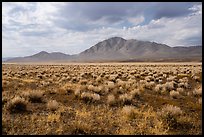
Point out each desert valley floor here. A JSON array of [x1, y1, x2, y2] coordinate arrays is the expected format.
[[2, 62, 202, 135]]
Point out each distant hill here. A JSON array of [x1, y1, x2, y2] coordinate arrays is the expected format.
[[6, 51, 73, 62], [2, 57, 17, 62], [6, 37, 202, 62]]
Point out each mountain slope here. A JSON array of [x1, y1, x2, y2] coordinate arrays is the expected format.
[[77, 37, 202, 61]]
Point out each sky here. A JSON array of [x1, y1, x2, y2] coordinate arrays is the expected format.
[[2, 2, 202, 57]]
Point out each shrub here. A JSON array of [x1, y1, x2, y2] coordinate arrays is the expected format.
[[118, 86, 125, 94], [96, 76, 102, 83], [119, 94, 132, 105], [2, 96, 7, 106], [130, 89, 141, 98], [81, 92, 100, 103], [122, 105, 135, 119], [183, 82, 189, 89], [167, 76, 176, 82], [66, 86, 74, 94], [21, 91, 30, 98], [47, 100, 59, 111], [28, 90, 44, 103], [178, 82, 185, 88], [155, 84, 163, 93], [139, 80, 146, 85], [117, 80, 126, 88], [74, 89, 81, 98], [158, 104, 183, 129], [87, 84, 95, 91], [93, 86, 103, 94], [79, 79, 88, 85], [164, 82, 174, 91], [144, 81, 155, 89], [81, 92, 93, 102], [158, 79, 163, 84], [7, 96, 28, 113], [107, 94, 116, 106], [193, 76, 200, 82], [107, 81, 115, 89], [109, 74, 117, 81], [159, 104, 182, 116], [193, 87, 202, 96], [176, 88, 184, 94], [92, 93, 100, 101], [170, 90, 180, 99], [198, 98, 202, 104]]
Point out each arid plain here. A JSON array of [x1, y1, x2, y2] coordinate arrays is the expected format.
[[2, 62, 202, 135]]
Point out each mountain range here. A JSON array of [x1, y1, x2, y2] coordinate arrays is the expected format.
[[5, 37, 202, 62]]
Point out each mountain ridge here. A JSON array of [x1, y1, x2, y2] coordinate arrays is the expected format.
[[6, 37, 202, 62]]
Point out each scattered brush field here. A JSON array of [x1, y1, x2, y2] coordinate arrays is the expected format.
[[2, 62, 202, 135]]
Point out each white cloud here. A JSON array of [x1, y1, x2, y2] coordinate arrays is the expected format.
[[127, 16, 145, 25], [189, 4, 202, 15], [2, 3, 202, 57]]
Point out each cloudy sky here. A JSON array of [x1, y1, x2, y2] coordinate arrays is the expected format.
[[2, 2, 202, 57]]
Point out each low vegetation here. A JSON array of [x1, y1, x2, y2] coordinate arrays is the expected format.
[[2, 62, 202, 135]]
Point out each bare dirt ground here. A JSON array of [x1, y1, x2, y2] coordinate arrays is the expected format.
[[2, 62, 202, 135]]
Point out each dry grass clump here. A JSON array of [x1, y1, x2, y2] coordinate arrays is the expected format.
[[119, 94, 132, 105], [7, 96, 28, 113], [2, 96, 8, 106], [107, 81, 115, 90], [107, 94, 116, 106], [130, 89, 141, 98], [176, 88, 184, 94], [144, 81, 155, 89], [158, 104, 183, 129], [96, 76, 102, 83], [79, 79, 88, 85], [47, 100, 59, 111], [167, 76, 176, 82], [117, 80, 126, 88], [193, 86, 202, 97], [81, 92, 100, 103], [74, 89, 81, 98], [178, 81, 189, 89], [93, 85, 103, 94], [198, 98, 202, 104], [109, 74, 117, 81], [155, 84, 163, 93], [170, 90, 180, 99], [71, 120, 92, 135], [122, 105, 136, 119], [192, 75, 200, 82], [28, 90, 44, 103], [87, 84, 95, 91], [159, 104, 183, 116], [164, 81, 175, 91]]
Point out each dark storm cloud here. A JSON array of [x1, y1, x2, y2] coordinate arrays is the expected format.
[[52, 2, 198, 31], [151, 2, 194, 19], [52, 2, 147, 30]]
